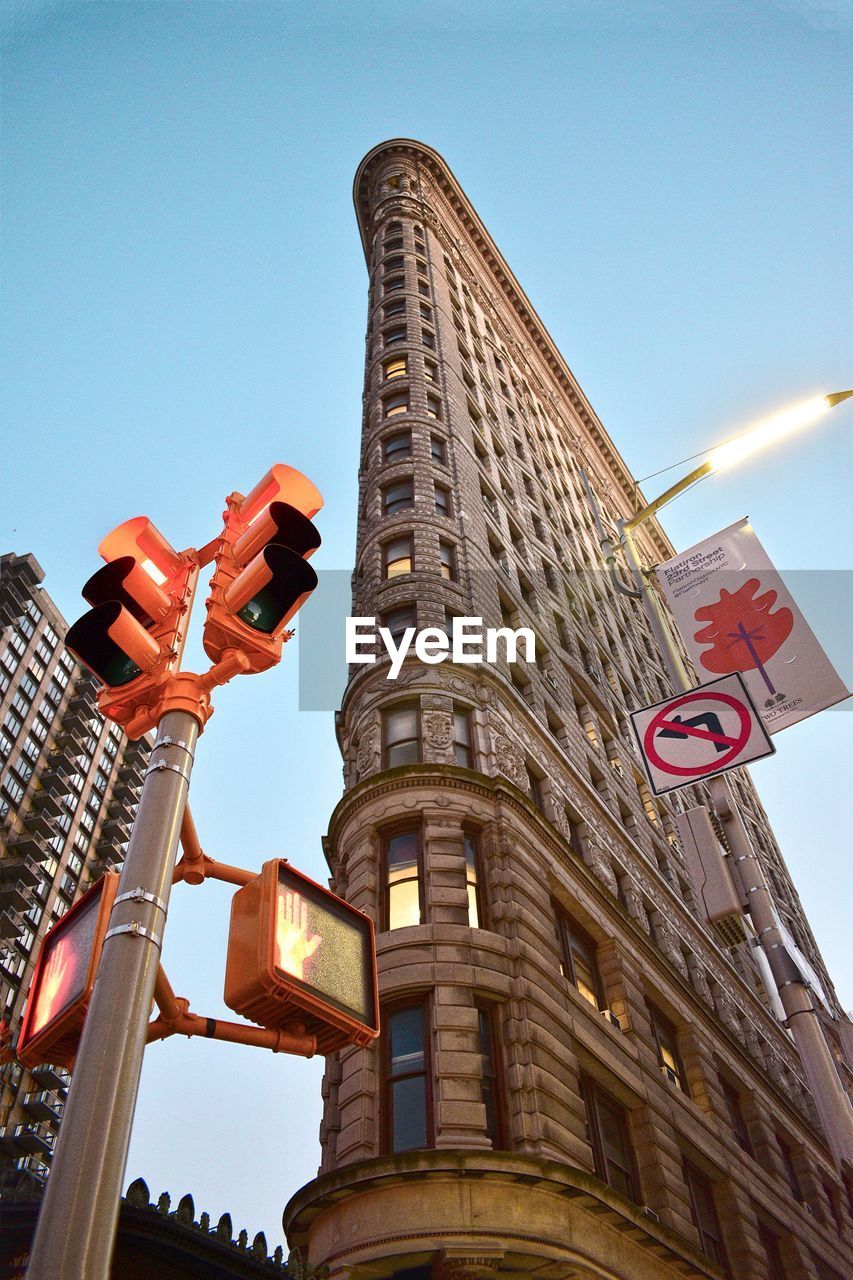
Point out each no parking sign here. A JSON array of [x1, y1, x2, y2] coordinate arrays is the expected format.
[[630, 672, 775, 797]]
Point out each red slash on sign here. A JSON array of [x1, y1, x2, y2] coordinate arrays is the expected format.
[[643, 690, 752, 778], [657, 714, 740, 751]]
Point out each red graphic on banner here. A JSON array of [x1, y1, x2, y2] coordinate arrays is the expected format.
[[693, 578, 793, 695], [643, 690, 752, 777]]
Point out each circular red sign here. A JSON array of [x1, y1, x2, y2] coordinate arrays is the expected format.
[[643, 690, 752, 778]]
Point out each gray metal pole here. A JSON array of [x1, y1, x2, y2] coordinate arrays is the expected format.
[[26, 708, 201, 1279], [618, 519, 853, 1167]]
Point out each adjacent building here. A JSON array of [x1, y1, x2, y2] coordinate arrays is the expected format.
[[0, 552, 150, 1190], [284, 141, 852, 1279]]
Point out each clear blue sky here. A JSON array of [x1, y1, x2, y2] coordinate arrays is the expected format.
[[3, 0, 850, 1251]]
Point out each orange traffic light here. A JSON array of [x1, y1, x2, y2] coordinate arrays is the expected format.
[[65, 518, 196, 727], [204, 465, 323, 673], [17, 873, 119, 1070], [224, 860, 379, 1053]]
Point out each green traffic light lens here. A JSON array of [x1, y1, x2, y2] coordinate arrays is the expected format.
[[101, 651, 144, 686], [237, 589, 279, 633]]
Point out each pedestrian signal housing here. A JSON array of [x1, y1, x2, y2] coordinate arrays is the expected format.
[[17, 874, 119, 1070], [224, 859, 378, 1054]]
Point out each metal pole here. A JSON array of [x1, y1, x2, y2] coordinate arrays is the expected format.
[[26, 708, 201, 1279], [618, 519, 853, 1167]]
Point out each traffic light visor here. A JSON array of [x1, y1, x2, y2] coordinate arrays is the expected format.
[[232, 501, 321, 567], [98, 516, 184, 586], [274, 863, 375, 1027], [82, 556, 172, 627], [66, 600, 161, 687], [224, 545, 318, 634], [238, 464, 323, 525]]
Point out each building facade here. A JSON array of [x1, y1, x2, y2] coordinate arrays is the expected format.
[[0, 552, 150, 1189], [282, 142, 853, 1278]]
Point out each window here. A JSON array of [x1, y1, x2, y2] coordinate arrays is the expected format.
[[434, 484, 451, 517], [384, 299, 406, 318], [563, 807, 584, 857], [582, 1077, 639, 1202], [720, 1079, 751, 1155], [648, 1004, 686, 1090], [430, 435, 446, 464], [384, 390, 409, 416], [421, 328, 435, 349], [385, 1004, 431, 1152], [384, 536, 413, 579], [526, 763, 545, 813], [438, 540, 455, 581], [383, 356, 407, 380], [757, 1223, 785, 1280], [384, 429, 412, 461], [385, 829, 423, 928], [464, 832, 483, 927], [477, 1005, 504, 1147], [426, 394, 442, 420], [776, 1135, 803, 1200], [557, 914, 602, 1009], [384, 479, 414, 515], [384, 275, 404, 294], [452, 706, 472, 767], [683, 1161, 727, 1268], [424, 358, 437, 383], [384, 325, 407, 345], [419, 303, 432, 321], [384, 255, 404, 273], [382, 604, 416, 641], [383, 701, 420, 767]]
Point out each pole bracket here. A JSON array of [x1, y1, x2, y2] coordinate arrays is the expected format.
[[113, 888, 168, 915], [151, 736, 196, 760], [104, 922, 163, 950], [145, 759, 192, 784]]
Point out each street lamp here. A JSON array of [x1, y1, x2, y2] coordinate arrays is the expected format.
[[584, 388, 853, 1170]]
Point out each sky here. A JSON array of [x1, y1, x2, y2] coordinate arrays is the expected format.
[[2, 0, 851, 1253]]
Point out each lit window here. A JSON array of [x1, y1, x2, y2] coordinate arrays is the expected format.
[[426, 394, 442, 420], [434, 485, 450, 517], [430, 435, 446, 464], [424, 359, 437, 382], [477, 1005, 504, 1147], [384, 391, 409, 416], [385, 829, 423, 928], [438, 540, 455, 580], [384, 357, 407, 380], [384, 536, 412, 579], [384, 701, 420, 767], [384, 480, 414, 515], [464, 832, 482, 927], [683, 1162, 726, 1268], [648, 1003, 685, 1090], [383, 429, 411, 461], [385, 1004, 431, 1152], [453, 707, 472, 768], [557, 913, 602, 1009], [582, 1076, 639, 1202]]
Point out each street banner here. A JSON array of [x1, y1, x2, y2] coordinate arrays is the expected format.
[[630, 672, 775, 797], [656, 518, 849, 733]]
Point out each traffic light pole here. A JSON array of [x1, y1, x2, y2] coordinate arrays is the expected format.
[[26, 708, 201, 1280], [616, 517, 853, 1168]]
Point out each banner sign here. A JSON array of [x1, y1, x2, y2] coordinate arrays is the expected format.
[[656, 518, 848, 733]]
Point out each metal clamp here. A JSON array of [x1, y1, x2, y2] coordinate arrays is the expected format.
[[104, 922, 163, 950], [145, 759, 191, 783], [112, 888, 168, 916], [151, 736, 195, 760]]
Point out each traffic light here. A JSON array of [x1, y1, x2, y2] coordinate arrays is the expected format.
[[17, 873, 119, 1070], [224, 859, 379, 1054], [204, 465, 323, 673], [65, 518, 195, 726]]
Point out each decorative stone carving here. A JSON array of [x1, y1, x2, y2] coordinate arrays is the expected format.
[[423, 694, 453, 713], [356, 726, 380, 779], [424, 711, 453, 750], [432, 1250, 502, 1280], [493, 732, 528, 790]]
